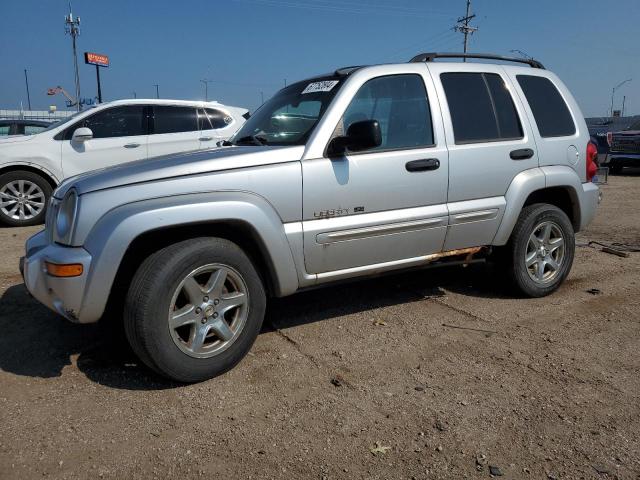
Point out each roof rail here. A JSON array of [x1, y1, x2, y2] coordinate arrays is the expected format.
[[334, 65, 365, 76], [409, 52, 545, 69]]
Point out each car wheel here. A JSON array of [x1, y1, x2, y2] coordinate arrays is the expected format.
[[124, 237, 266, 383], [0, 170, 51, 227], [504, 203, 575, 297]]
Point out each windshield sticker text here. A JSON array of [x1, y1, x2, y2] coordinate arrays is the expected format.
[[302, 80, 339, 94]]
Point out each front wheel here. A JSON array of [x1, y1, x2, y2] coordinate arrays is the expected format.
[[0, 170, 51, 226], [503, 204, 575, 297], [124, 237, 266, 382]]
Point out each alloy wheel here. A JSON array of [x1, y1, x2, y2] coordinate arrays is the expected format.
[[0, 180, 45, 221], [525, 220, 566, 284]]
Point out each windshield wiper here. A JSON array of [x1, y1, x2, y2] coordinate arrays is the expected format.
[[233, 134, 268, 146]]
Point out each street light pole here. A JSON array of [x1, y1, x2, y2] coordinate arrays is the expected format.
[[610, 79, 632, 117], [200, 79, 213, 101], [24, 69, 32, 110], [153, 84, 159, 99]]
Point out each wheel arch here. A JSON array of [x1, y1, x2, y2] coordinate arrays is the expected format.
[[0, 163, 60, 189]]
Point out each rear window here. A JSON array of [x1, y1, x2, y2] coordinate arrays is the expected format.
[[517, 75, 576, 137], [441, 72, 523, 144]]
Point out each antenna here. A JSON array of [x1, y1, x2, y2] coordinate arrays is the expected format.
[[453, 0, 478, 61], [64, 1, 81, 111]]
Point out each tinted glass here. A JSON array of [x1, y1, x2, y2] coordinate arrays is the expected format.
[[340, 74, 433, 151], [205, 108, 233, 129], [65, 106, 146, 139], [441, 72, 523, 144], [153, 106, 198, 134], [24, 125, 46, 135], [232, 76, 343, 146], [0, 126, 10, 136], [517, 75, 576, 137], [198, 109, 212, 130]]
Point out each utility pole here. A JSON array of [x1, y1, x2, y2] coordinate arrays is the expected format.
[[200, 79, 214, 101], [610, 79, 632, 117], [24, 69, 32, 110], [153, 84, 160, 99], [133, 91, 137, 99], [454, 0, 477, 60], [622, 95, 626, 117], [64, 2, 81, 111]]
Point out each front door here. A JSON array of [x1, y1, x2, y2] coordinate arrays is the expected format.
[[61, 105, 149, 178], [302, 73, 449, 274]]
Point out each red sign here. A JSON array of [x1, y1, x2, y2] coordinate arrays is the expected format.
[[84, 52, 109, 67]]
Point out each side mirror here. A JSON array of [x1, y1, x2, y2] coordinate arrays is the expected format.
[[328, 119, 382, 156], [72, 127, 93, 142]]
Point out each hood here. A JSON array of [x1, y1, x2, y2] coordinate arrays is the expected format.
[[56, 145, 305, 197], [0, 135, 36, 145]]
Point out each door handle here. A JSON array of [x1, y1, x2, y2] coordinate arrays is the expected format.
[[199, 136, 213, 141], [124, 143, 140, 149], [405, 158, 440, 172], [510, 148, 534, 160]]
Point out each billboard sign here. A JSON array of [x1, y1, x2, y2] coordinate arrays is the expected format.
[[84, 52, 109, 67]]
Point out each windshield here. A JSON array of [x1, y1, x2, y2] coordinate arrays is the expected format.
[[40, 108, 93, 133], [231, 77, 343, 146]]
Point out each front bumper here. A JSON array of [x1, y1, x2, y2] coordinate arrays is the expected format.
[[21, 230, 93, 323], [604, 152, 640, 167]]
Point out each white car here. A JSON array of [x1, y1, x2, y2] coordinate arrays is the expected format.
[[0, 99, 248, 226]]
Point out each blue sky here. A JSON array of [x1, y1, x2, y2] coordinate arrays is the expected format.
[[0, 0, 638, 116]]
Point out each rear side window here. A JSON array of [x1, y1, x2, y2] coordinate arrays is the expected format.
[[25, 125, 46, 135], [205, 108, 233, 129], [517, 75, 576, 137], [153, 106, 198, 134], [441, 72, 523, 144]]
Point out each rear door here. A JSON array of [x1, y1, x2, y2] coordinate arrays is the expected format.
[[147, 105, 201, 158], [60, 105, 149, 177], [429, 64, 539, 250], [302, 71, 449, 274]]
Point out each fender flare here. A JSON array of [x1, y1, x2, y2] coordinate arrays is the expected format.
[[78, 191, 299, 322], [492, 166, 583, 245]]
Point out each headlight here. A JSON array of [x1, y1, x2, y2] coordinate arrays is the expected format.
[[54, 189, 78, 244]]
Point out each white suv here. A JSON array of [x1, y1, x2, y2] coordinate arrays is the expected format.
[[0, 99, 248, 226]]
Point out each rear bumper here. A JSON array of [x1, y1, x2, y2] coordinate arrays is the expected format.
[[21, 230, 93, 323]]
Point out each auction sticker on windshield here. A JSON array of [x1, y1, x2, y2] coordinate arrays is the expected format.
[[302, 80, 339, 94]]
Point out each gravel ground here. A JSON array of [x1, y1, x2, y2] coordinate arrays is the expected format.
[[1, 172, 639, 480]]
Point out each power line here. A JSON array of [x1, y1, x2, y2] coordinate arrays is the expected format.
[[453, 0, 478, 58]]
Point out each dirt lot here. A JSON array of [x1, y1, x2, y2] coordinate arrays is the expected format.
[[1, 172, 639, 480]]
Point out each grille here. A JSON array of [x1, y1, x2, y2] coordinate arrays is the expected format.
[[611, 136, 640, 154]]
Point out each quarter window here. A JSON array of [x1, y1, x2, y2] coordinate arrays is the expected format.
[[517, 75, 576, 137], [441, 72, 523, 144], [339, 74, 434, 151], [153, 106, 198, 134], [205, 108, 233, 129]]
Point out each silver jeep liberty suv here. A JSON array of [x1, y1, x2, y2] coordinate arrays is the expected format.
[[21, 53, 601, 382]]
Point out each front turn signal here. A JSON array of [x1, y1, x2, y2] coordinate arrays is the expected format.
[[45, 262, 83, 277]]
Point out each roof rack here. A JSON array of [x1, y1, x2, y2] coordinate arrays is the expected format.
[[409, 52, 545, 69], [334, 65, 365, 76]]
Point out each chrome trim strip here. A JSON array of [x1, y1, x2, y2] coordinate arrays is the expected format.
[[316, 217, 446, 244], [450, 208, 498, 224]]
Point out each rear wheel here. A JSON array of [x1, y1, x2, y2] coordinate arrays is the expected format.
[[124, 237, 266, 383], [503, 204, 575, 297], [0, 170, 51, 226]]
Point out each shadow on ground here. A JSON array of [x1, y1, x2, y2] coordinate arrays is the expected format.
[[0, 262, 507, 390]]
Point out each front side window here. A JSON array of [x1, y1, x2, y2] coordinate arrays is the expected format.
[[441, 72, 523, 144], [231, 76, 343, 146], [338, 74, 433, 151], [153, 106, 198, 134], [63, 106, 146, 139], [24, 125, 46, 135], [517, 75, 576, 137]]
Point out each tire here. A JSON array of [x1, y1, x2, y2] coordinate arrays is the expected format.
[[124, 237, 266, 383], [0, 170, 52, 227], [503, 203, 575, 298]]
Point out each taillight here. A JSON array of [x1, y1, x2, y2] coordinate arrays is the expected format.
[[606, 131, 613, 146], [586, 141, 598, 182]]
